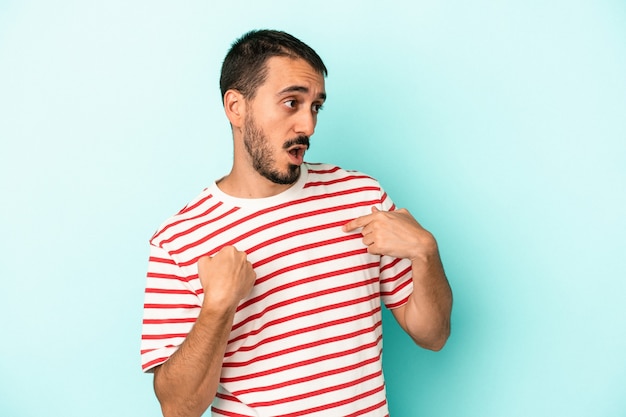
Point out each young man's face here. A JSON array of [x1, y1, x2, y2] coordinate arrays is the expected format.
[[242, 56, 326, 185]]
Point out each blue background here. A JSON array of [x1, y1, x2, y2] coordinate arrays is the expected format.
[[1, 1, 625, 416]]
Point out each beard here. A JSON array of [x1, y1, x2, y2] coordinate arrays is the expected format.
[[243, 112, 309, 185]]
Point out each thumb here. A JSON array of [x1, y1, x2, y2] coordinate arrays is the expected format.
[[371, 206, 380, 213]]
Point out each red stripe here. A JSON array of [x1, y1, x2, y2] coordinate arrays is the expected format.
[[252, 234, 361, 269], [144, 288, 196, 295], [215, 392, 239, 402], [381, 276, 412, 297], [143, 303, 200, 309], [158, 206, 240, 247], [222, 321, 382, 368], [344, 399, 388, 417], [160, 200, 224, 239], [178, 193, 215, 215], [141, 344, 176, 355], [380, 191, 396, 211], [385, 294, 411, 309], [148, 256, 176, 264], [248, 257, 375, 307], [380, 265, 412, 284], [249, 370, 383, 408], [273, 382, 386, 417], [146, 272, 188, 282], [141, 333, 187, 340], [246, 220, 347, 255], [227, 292, 380, 346], [232, 266, 379, 331], [232, 349, 382, 396], [306, 165, 341, 175], [303, 174, 373, 188], [380, 257, 402, 273], [141, 344, 177, 355], [143, 317, 196, 325], [220, 334, 383, 383], [142, 356, 169, 371], [225, 306, 381, 358], [152, 197, 225, 242], [254, 248, 369, 286], [211, 408, 252, 417]]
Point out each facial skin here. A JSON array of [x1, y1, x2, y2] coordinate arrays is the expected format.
[[243, 109, 310, 185], [222, 56, 326, 197]]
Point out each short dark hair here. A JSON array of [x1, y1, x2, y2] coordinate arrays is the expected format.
[[219, 29, 328, 103]]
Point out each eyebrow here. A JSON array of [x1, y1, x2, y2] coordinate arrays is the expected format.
[[278, 85, 327, 101]]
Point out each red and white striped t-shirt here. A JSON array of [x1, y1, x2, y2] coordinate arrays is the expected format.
[[141, 163, 413, 416]]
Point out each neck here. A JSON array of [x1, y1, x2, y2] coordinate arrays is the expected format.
[[217, 165, 301, 199]]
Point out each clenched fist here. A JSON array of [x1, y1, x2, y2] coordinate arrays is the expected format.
[[197, 246, 256, 309]]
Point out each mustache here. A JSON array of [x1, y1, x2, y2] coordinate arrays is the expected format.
[[283, 136, 310, 149]]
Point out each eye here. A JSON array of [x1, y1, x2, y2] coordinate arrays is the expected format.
[[284, 99, 297, 109], [312, 103, 324, 113]]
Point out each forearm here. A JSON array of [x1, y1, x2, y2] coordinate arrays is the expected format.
[[153, 306, 236, 417], [343, 207, 452, 349], [400, 249, 452, 350]]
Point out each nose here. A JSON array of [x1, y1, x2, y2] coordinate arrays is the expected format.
[[294, 109, 316, 137]]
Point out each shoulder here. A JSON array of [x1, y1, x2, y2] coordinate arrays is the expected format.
[[305, 162, 380, 186], [149, 187, 218, 248], [304, 162, 396, 209]]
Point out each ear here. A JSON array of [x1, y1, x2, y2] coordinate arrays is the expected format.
[[223, 89, 246, 128]]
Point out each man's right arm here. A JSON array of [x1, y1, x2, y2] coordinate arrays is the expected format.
[[153, 246, 256, 417]]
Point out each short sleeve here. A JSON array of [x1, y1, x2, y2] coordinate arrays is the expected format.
[[378, 187, 414, 309], [379, 256, 413, 309], [140, 244, 202, 372]]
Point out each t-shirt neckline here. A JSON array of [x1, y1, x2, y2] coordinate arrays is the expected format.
[[208, 163, 309, 209]]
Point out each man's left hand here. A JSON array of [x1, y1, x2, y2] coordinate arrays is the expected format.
[[342, 207, 438, 262]]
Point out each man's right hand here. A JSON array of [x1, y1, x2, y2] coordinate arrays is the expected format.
[[154, 246, 256, 417], [197, 246, 256, 309]]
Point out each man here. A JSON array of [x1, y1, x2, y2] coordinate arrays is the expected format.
[[141, 29, 452, 417]]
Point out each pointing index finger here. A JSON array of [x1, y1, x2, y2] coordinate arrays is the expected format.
[[342, 206, 379, 233]]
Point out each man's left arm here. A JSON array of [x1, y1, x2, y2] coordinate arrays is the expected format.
[[343, 207, 452, 350]]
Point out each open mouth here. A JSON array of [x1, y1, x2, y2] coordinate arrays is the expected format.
[[287, 145, 307, 164]]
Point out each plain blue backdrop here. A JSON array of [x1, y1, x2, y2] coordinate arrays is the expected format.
[[1, 1, 625, 416]]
